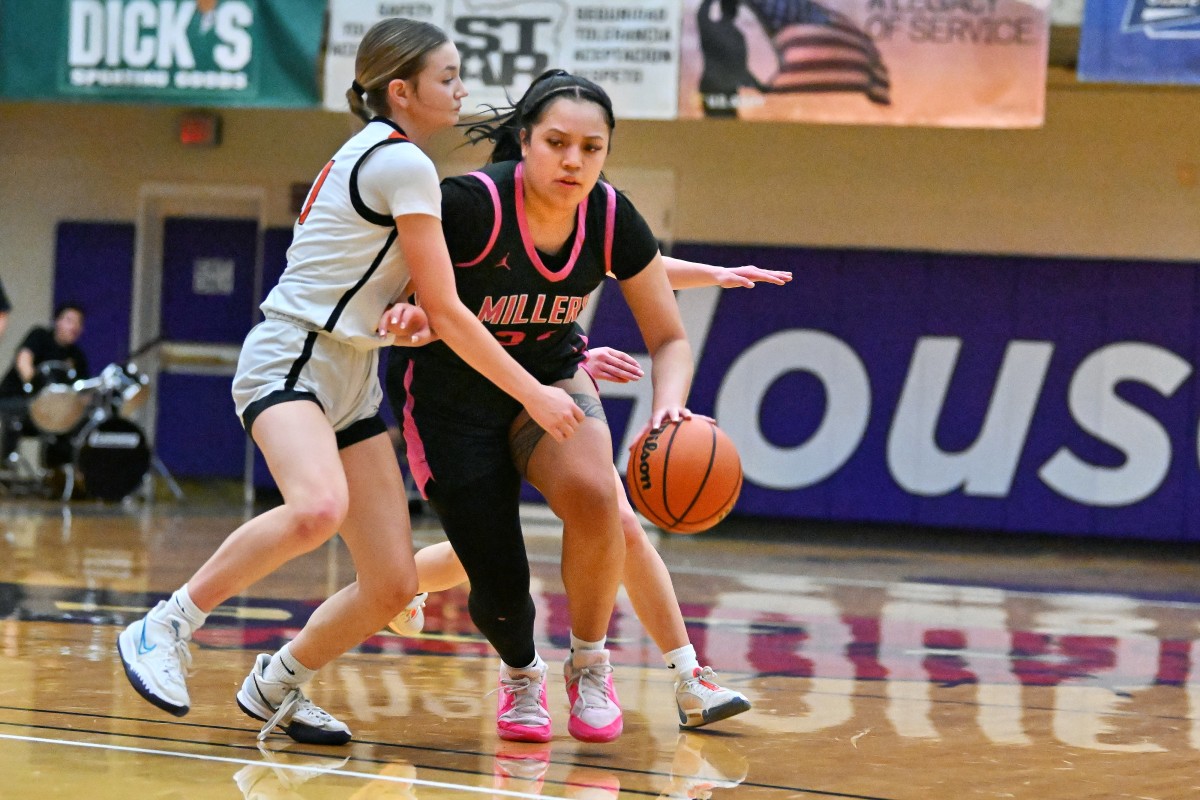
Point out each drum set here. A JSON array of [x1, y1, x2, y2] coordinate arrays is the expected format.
[[24, 360, 155, 501]]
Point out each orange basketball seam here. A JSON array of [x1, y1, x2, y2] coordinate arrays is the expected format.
[[688, 469, 743, 530]]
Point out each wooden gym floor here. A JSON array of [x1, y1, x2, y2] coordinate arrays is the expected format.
[[0, 487, 1198, 799]]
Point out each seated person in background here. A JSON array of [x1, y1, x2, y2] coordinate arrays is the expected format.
[[0, 303, 88, 467]]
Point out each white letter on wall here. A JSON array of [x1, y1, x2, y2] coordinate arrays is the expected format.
[[715, 330, 870, 490], [888, 337, 1053, 497], [1039, 342, 1190, 507]]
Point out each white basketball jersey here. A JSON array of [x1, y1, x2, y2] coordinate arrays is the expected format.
[[260, 118, 441, 350]]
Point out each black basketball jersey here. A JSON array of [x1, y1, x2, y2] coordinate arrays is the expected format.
[[423, 159, 659, 384]]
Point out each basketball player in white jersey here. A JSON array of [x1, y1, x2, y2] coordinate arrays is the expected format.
[[116, 18, 582, 746]]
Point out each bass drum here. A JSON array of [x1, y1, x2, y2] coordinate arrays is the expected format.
[[29, 383, 89, 434], [28, 359, 88, 434], [75, 417, 151, 501]]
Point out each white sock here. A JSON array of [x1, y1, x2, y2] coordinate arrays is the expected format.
[[570, 633, 606, 665], [501, 654, 544, 676], [663, 644, 700, 679], [155, 584, 207, 638], [264, 643, 316, 686]]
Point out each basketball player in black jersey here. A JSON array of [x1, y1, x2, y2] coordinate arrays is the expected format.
[[384, 70, 700, 744], [393, 253, 790, 731]]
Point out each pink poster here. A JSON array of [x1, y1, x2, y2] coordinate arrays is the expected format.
[[679, 0, 1050, 127]]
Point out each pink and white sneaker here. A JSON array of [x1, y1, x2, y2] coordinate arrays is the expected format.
[[496, 658, 553, 743], [494, 741, 553, 794], [563, 650, 623, 743]]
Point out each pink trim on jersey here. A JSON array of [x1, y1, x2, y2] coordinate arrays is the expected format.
[[400, 361, 432, 498], [455, 171, 503, 267], [603, 182, 616, 276], [514, 161, 587, 283]]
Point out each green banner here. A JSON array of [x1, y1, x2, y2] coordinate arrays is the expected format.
[[0, 0, 325, 107]]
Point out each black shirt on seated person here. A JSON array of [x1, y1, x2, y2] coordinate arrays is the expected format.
[[0, 326, 89, 397]]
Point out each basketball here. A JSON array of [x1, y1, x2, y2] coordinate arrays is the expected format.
[[626, 417, 743, 534]]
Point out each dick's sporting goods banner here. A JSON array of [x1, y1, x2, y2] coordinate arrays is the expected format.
[[678, 0, 1050, 127], [0, 0, 324, 106], [324, 0, 680, 119], [585, 245, 1200, 541], [1078, 0, 1200, 83]]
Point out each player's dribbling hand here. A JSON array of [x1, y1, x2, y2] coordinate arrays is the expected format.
[[527, 385, 584, 442], [629, 406, 714, 444], [584, 347, 643, 383], [378, 303, 434, 346], [716, 265, 793, 288]]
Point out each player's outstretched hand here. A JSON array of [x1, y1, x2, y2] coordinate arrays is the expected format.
[[378, 302, 434, 346], [716, 266, 793, 288], [585, 347, 644, 383], [526, 385, 584, 442]]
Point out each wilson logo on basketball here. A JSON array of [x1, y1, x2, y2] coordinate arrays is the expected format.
[[637, 429, 662, 491]]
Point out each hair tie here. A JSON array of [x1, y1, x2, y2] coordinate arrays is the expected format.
[[351, 80, 365, 96]]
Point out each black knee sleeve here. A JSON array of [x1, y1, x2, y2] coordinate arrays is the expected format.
[[468, 591, 536, 668], [426, 466, 537, 668]]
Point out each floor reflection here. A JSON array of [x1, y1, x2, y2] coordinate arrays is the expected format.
[[0, 501, 1198, 798]]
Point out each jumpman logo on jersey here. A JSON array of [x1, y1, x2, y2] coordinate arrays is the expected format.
[[494, 254, 511, 270]]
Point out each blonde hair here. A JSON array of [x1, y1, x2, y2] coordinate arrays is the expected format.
[[346, 18, 449, 123]]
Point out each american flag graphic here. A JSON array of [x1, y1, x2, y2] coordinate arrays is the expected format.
[[744, 0, 891, 104]]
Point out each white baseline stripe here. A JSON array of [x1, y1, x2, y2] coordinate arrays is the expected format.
[[0, 733, 553, 800]]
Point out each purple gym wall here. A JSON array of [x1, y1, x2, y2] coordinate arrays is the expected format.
[[56, 223, 1200, 539], [588, 244, 1200, 541]]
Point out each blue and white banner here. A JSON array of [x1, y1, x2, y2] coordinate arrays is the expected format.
[[587, 244, 1200, 541], [1079, 0, 1200, 83]]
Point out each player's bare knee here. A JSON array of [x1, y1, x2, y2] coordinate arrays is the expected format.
[[622, 520, 653, 554], [619, 503, 644, 541], [354, 564, 418, 614], [288, 492, 347, 549], [378, 575, 421, 615], [556, 473, 619, 521]]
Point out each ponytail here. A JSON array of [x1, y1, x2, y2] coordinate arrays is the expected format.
[[349, 18, 448, 123]]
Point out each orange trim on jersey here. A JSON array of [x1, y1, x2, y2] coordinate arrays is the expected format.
[[298, 159, 335, 224]]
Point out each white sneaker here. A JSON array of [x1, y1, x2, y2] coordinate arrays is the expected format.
[[385, 592, 428, 636], [659, 733, 748, 799], [675, 667, 751, 728], [563, 650, 623, 743], [232, 743, 349, 800], [116, 600, 193, 716], [236, 654, 352, 745]]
